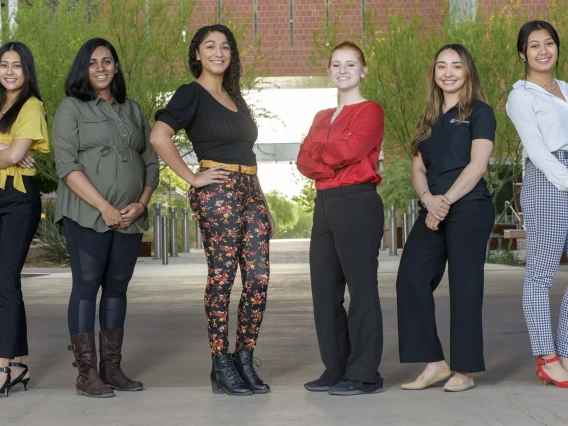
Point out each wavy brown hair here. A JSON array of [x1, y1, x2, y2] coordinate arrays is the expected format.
[[188, 25, 252, 120], [410, 44, 487, 156]]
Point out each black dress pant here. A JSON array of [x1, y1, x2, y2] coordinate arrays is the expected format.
[[63, 218, 142, 336], [397, 199, 494, 373], [0, 176, 41, 358], [309, 183, 384, 391]]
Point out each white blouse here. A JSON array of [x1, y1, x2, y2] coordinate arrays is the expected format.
[[506, 79, 568, 191]]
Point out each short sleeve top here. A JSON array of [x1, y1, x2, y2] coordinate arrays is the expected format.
[[53, 96, 159, 234], [0, 97, 50, 193], [419, 100, 496, 203], [154, 82, 258, 166]]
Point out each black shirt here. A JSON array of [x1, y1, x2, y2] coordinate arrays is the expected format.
[[155, 82, 258, 166], [420, 100, 496, 203]]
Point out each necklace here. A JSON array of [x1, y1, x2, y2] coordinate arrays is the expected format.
[[0, 101, 14, 119], [527, 76, 557, 88]]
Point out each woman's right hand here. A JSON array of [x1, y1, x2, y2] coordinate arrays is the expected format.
[[190, 166, 230, 188], [100, 204, 125, 229], [422, 193, 450, 221]]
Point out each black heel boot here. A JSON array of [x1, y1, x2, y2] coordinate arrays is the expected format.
[[210, 354, 253, 396], [235, 350, 270, 394]]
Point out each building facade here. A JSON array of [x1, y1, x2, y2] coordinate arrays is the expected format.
[[190, 0, 550, 76]]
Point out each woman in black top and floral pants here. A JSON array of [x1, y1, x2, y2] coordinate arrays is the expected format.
[[151, 25, 274, 396]]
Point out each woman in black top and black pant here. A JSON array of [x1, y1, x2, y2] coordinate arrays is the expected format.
[[396, 44, 495, 392], [150, 25, 274, 396]]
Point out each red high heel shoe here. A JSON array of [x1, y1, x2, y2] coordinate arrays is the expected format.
[[536, 355, 568, 388]]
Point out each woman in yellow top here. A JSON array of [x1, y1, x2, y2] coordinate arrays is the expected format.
[[0, 42, 49, 397]]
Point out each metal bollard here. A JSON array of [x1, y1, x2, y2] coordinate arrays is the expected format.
[[402, 213, 409, 246], [409, 199, 419, 226], [388, 205, 398, 256], [169, 206, 179, 257], [161, 216, 168, 265], [182, 208, 190, 253], [152, 202, 162, 259], [381, 208, 387, 250], [195, 217, 203, 249]]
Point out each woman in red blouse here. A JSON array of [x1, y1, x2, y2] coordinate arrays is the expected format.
[[297, 41, 385, 396]]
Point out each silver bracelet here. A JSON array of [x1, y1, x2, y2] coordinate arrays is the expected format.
[[420, 191, 430, 209]]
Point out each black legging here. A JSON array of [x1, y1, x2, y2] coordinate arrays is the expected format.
[[63, 218, 142, 336]]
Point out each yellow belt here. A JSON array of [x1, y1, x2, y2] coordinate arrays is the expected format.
[[200, 160, 257, 176]]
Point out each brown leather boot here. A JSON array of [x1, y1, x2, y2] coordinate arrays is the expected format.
[[68, 331, 114, 398], [99, 328, 144, 391]]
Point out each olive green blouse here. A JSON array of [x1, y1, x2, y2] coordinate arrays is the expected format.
[[53, 97, 159, 234]]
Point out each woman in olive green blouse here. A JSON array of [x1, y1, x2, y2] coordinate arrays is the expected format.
[[53, 38, 159, 398]]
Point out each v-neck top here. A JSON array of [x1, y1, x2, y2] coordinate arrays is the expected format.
[[506, 79, 568, 191], [297, 100, 384, 189], [419, 100, 496, 203], [155, 82, 258, 166]]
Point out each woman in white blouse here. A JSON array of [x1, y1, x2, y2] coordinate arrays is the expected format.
[[507, 20, 568, 388]]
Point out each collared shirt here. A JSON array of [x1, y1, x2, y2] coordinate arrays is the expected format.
[[506, 79, 568, 191], [53, 96, 159, 233], [419, 100, 496, 203], [296, 101, 384, 190], [0, 97, 49, 193]]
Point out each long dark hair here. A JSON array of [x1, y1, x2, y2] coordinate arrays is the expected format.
[[188, 25, 252, 119], [65, 38, 126, 103], [517, 20, 560, 79], [0, 42, 43, 134], [410, 44, 487, 155]]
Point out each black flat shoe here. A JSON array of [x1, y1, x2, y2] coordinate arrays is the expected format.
[[304, 378, 330, 392], [9, 362, 30, 391], [328, 380, 383, 396]]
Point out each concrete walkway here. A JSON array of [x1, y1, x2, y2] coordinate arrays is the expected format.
[[4, 240, 568, 426]]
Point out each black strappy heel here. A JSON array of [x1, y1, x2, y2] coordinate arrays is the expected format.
[[8, 362, 30, 391], [0, 367, 11, 397]]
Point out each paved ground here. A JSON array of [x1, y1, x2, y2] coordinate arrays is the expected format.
[[3, 240, 568, 426]]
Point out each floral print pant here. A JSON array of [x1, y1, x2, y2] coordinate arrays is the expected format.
[[190, 171, 270, 355]]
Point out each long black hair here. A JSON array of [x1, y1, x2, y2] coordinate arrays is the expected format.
[[517, 20, 560, 79], [0, 42, 43, 134], [65, 38, 126, 103], [188, 25, 252, 119]]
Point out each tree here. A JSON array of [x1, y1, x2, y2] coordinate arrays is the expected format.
[[265, 190, 299, 234], [377, 157, 415, 210]]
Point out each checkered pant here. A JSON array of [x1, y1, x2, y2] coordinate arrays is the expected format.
[[521, 150, 568, 357]]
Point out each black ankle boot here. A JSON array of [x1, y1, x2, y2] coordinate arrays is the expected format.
[[210, 354, 253, 396], [235, 350, 271, 394]]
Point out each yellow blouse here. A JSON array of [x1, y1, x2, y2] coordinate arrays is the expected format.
[[0, 97, 50, 193]]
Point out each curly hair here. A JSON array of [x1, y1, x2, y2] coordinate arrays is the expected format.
[[188, 25, 252, 119]]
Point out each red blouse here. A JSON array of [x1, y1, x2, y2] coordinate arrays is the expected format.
[[297, 101, 384, 190]]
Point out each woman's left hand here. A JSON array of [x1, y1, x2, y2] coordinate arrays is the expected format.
[[0, 143, 34, 168], [267, 210, 276, 239], [425, 212, 441, 231], [120, 203, 145, 228]]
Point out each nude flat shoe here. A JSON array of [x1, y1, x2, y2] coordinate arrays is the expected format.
[[443, 375, 475, 392], [401, 362, 452, 390]]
